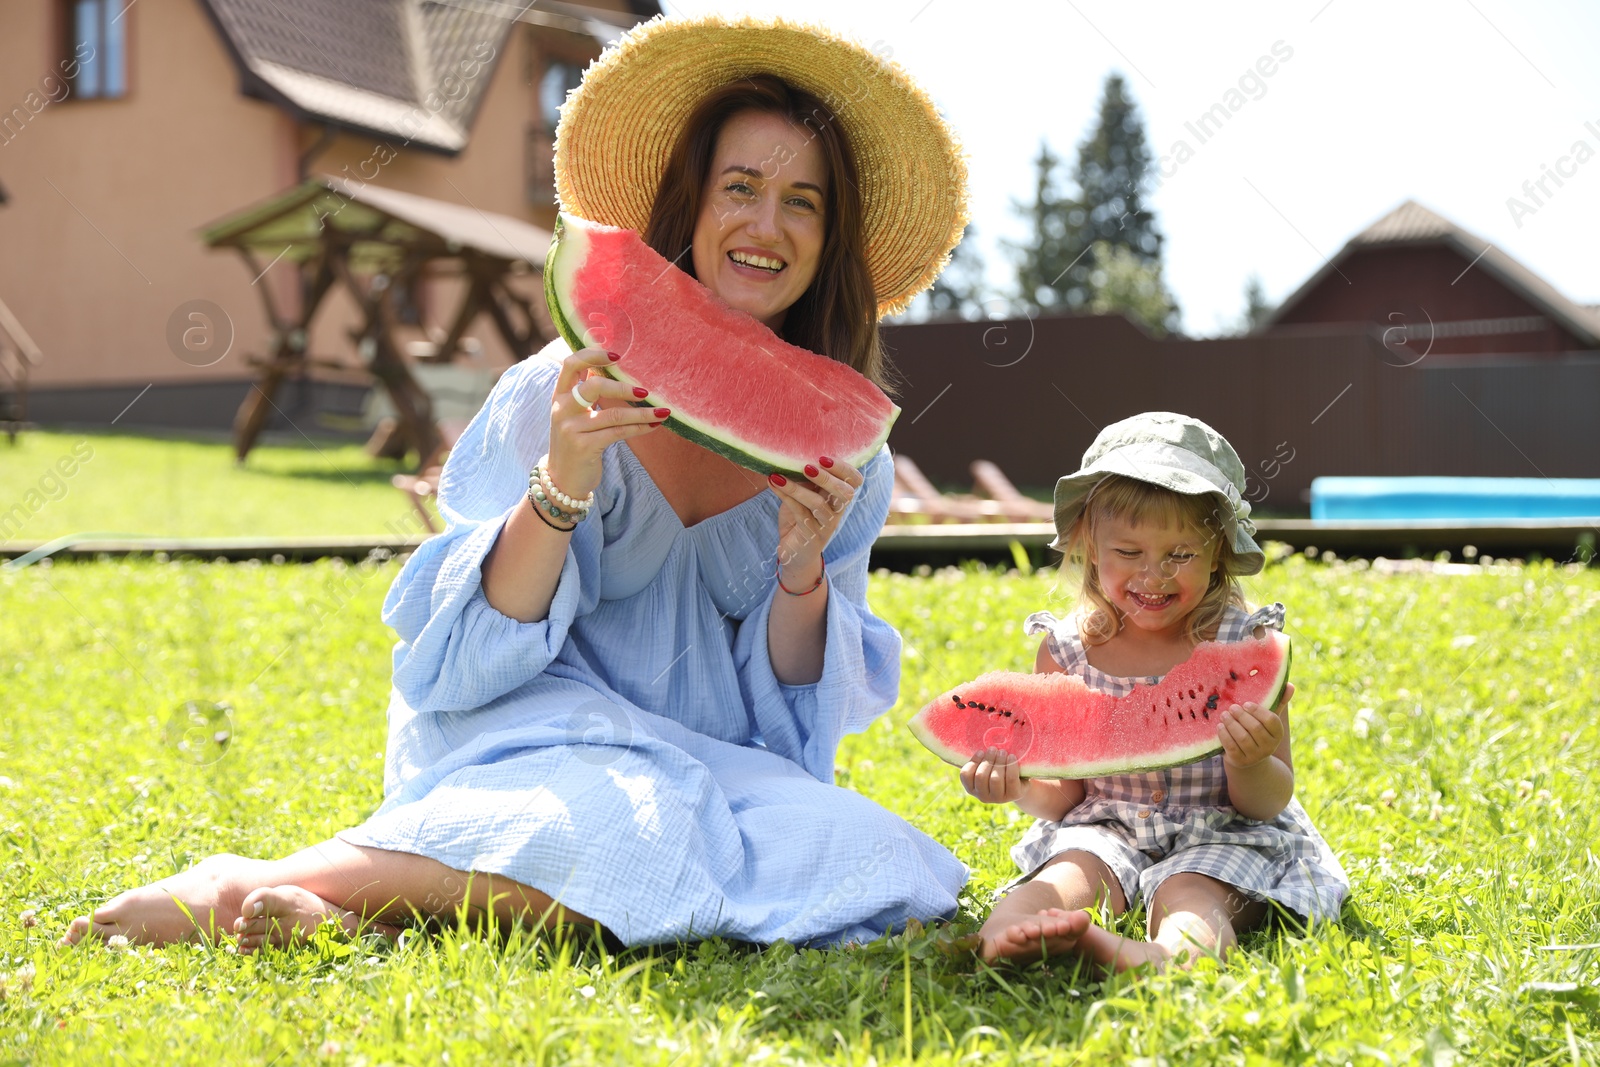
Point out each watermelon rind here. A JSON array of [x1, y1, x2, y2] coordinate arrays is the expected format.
[[909, 631, 1293, 780], [543, 215, 898, 477]]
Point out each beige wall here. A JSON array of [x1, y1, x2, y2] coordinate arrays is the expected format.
[[0, 2, 564, 393]]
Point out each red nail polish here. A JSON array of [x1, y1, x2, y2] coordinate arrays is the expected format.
[[649, 421, 662, 427], [769, 473, 787, 487], [608, 351, 622, 361], [804, 464, 819, 478], [819, 456, 834, 468], [633, 386, 649, 398], [654, 407, 671, 418]]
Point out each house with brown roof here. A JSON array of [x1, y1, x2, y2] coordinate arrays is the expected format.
[[883, 198, 1600, 506], [1262, 199, 1600, 361], [0, 0, 658, 431]]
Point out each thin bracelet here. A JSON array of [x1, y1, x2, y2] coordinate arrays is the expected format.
[[527, 480, 577, 530], [776, 557, 826, 596], [528, 466, 588, 524], [532, 465, 591, 522], [529, 492, 577, 532]]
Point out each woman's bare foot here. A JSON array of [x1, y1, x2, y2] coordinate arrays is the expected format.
[[232, 885, 403, 954], [59, 853, 268, 947], [979, 907, 1093, 964]]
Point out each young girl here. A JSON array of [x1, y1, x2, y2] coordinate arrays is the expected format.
[[961, 412, 1348, 970]]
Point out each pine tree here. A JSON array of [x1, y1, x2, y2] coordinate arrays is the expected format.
[[924, 224, 989, 320], [1072, 73, 1163, 262], [1009, 74, 1179, 328], [1006, 141, 1087, 314], [1236, 273, 1274, 334]]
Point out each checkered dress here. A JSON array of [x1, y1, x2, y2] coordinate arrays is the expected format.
[[1006, 602, 1349, 922]]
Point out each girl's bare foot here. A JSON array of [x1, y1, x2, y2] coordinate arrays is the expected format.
[[979, 907, 1093, 963], [1071, 923, 1176, 974], [232, 885, 403, 954], [59, 853, 267, 947]]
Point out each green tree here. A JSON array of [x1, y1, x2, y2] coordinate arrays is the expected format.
[[1086, 241, 1178, 337], [1010, 73, 1179, 329], [1073, 73, 1164, 262], [924, 224, 989, 320], [1006, 141, 1084, 314], [1235, 273, 1275, 334]]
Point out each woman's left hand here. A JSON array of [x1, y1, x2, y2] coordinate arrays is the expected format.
[[768, 456, 861, 587]]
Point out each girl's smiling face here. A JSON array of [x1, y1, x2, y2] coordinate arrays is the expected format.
[[691, 109, 827, 332], [1089, 512, 1220, 638]]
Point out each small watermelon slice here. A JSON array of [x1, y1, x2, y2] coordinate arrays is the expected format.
[[908, 631, 1292, 779], [543, 214, 900, 476]]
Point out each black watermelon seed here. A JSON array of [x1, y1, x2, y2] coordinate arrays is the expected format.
[[1229, 670, 1239, 680], [952, 696, 965, 707], [1202, 709, 1209, 719]]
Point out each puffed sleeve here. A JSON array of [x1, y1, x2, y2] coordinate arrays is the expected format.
[[729, 447, 901, 783], [1238, 602, 1287, 638], [382, 343, 602, 713], [1022, 610, 1080, 671]]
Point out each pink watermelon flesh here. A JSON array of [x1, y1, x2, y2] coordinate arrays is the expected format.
[[544, 214, 900, 476], [908, 631, 1292, 778]]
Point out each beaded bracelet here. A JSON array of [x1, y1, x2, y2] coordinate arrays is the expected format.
[[537, 454, 595, 514], [527, 471, 580, 529], [528, 490, 577, 532], [776, 557, 826, 596]]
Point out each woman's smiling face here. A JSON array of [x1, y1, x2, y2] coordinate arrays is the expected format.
[[1090, 511, 1220, 638], [691, 109, 827, 331]]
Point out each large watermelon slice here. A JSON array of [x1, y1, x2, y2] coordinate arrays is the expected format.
[[908, 632, 1292, 779], [543, 214, 900, 476]]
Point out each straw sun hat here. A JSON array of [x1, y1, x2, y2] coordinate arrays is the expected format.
[[553, 14, 969, 319]]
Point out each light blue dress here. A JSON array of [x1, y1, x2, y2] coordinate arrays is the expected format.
[[337, 341, 967, 946]]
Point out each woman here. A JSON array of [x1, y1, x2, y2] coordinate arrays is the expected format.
[[63, 15, 970, 950]]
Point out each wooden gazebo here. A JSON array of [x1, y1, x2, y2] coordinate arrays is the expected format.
[[0, 296, 43, 444], [201, 178, 554, 464]]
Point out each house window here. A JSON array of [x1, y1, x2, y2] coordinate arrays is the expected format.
[[528, 60, 582, 205], [539, 61, 583, 136], [63, 0, 128, 100]]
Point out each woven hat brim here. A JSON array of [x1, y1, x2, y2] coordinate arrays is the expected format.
[[1048, 453, 1265, 575], [554, 15, 969, 320]]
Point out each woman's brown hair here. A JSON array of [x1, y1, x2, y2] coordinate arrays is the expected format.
[[643, 75, 890, 391]]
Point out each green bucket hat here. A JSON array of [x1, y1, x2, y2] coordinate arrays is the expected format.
[[1049, 411, 1265, 575]]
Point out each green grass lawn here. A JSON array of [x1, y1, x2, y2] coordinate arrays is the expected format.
[[2, 553, 1596, 1064], [0, 430, 433, 544]]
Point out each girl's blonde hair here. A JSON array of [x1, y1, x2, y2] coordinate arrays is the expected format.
[[1061, 474, 1248, 646]]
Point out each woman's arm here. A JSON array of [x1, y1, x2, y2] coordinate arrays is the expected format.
[[481, 346, 664, 623], [731, 450, 899, 781], [764, 457, 865, 684]]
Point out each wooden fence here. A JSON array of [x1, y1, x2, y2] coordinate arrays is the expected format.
[[880, 315, 1600, 514]]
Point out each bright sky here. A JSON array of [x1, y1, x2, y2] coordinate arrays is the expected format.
[[662, 0, 1600, 336]]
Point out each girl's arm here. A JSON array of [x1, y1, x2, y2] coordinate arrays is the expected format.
[[1220, 680, 1296, 821], [958, 639, 1089, 822]]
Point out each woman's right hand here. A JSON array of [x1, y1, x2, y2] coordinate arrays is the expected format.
[[546, 347, 670, 498], [960, 747, 1026, 805]]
